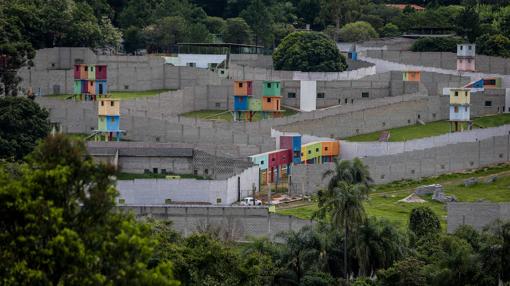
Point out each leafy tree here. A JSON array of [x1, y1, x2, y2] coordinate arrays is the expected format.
[[476, 33, 510, 57], [0, 135, 179, 284], [456, 3, 481, 42], [240, 0, 274, 47], [272, 23, 296, 47], [411, 37, 464, 52], [423, 235, 484, 285], [144, 16, 188, 53], [123, 26, 146, 53], [409, 207, 441, 239], [297, 0, 322, 28], [380, 23, 401, 37], [0, 97, 49, 160], [479, 220, 510, 283], [205, 16, 226, 35], [359, 15, 384, 31], [377, 257, 427, 286], [222, 18, 252, 44], [273, 31, 347, 72], [338, 21, 378, 42], [98, 16, 123, 49]]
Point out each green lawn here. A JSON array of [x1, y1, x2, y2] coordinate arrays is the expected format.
[[180, 109, 298, 122], [46, 89, 172, 100], [277, 164, 510, 229], [344, 114, 510, 142]]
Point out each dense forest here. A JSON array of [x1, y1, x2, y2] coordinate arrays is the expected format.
[[2, 0, 510, 53]]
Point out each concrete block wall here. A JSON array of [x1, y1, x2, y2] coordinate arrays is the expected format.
[[289, 134, 510, 193], [366, 50, 510, 75], [117, 205, 314, 241], [447, 203, 510, 233]]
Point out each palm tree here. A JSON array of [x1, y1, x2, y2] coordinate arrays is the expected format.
[[356, 217, 408, 276], [322, 158, 373, 198], [315, 158, 373, 279], [315, 181, 367, 279]]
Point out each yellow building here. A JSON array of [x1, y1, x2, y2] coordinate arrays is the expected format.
[[449, 88, 470, 105]]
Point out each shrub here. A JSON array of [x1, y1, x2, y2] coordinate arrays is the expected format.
[[410, 37, 464, 52], [380, 23, 401, 37], [338, 21, 379, 42], [476, 34, 510, 58]]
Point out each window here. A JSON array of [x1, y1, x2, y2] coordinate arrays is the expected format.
[[272, 157, 275, 161], [485, 101, 492, 107], [261, 160, 264, 165], [153, 168, 158, 174], [111, 117, 115, 122], [165, 199, 172, 204], [315, 148, 319, 152], [345, 98, 348, 104], [111, 101, 114, 106], [124, 85, 129, 90], [308, 150, 311, 154], [193, 169, 198, 175], [288, 92, 296, 98], [90, 82, 93, 86], [98, 66, 102, 71], [454, 106, 459, 113], [144, 169, 150, 174], [468, 45, 472, 50], [325, 147, 329, 151], [118, 199, 125, 204], [465, 106, 468, 112], [362, 92, 369, 98], [215, 102, 221, 107], [85, 66, 88, 71], [101, 101, 104, 106], [239, 82, 243, 88], [267, 97, 271, 103], [455, 91, 458, 96], [317, 92, 325, 98], [460, 46, 463, 50], [267, 83, 271, 88], [432, 113, 436, 118], [216, 198, 222, 204], [351, 99, 354, 104], [204, 169, 209, 175]]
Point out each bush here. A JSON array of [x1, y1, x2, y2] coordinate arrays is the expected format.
[[409, 207, 441, 238], [380, 23, 401, 37], [410, 37, 464, 52], [476, 34, 510, 58], [338, 21, 378, 42], [273, 31, 347, 72]]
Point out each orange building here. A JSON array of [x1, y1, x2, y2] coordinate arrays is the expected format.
[[262, 96, 281, 111]]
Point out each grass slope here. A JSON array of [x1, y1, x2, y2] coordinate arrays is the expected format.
[[181, 109, 298, 122], [277, 164, 510, 229], [345, 114, 510, 142]]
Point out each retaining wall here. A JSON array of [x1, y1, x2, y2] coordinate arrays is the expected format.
[[290, 134, 510, 193], [447, 202, 510, 233], [117, 205, 314, 241]]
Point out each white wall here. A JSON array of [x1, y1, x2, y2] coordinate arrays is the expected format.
[[164, 54, 227, 68], [116, 165, 260, 206], [300, 80, 317, 111]]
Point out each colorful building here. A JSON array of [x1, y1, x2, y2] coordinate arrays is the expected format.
[[457, 44, 475, 72], [348, 51, 358, 61], [403, 71, 421, 82], [249, 149, 292, 184], [96, 99, 122, 141], [231, 80, 284, 121], [301, 141, 340, 164], [279, 135, 302, 164], [449, 88, 471, 132], [73, 64, 108, 101]]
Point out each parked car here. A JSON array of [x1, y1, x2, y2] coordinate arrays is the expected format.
[[240, 197, 262, 206]]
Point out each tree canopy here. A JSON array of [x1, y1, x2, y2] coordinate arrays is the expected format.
[[273, 31, 347, 72], [0, 97, 50, 160]]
